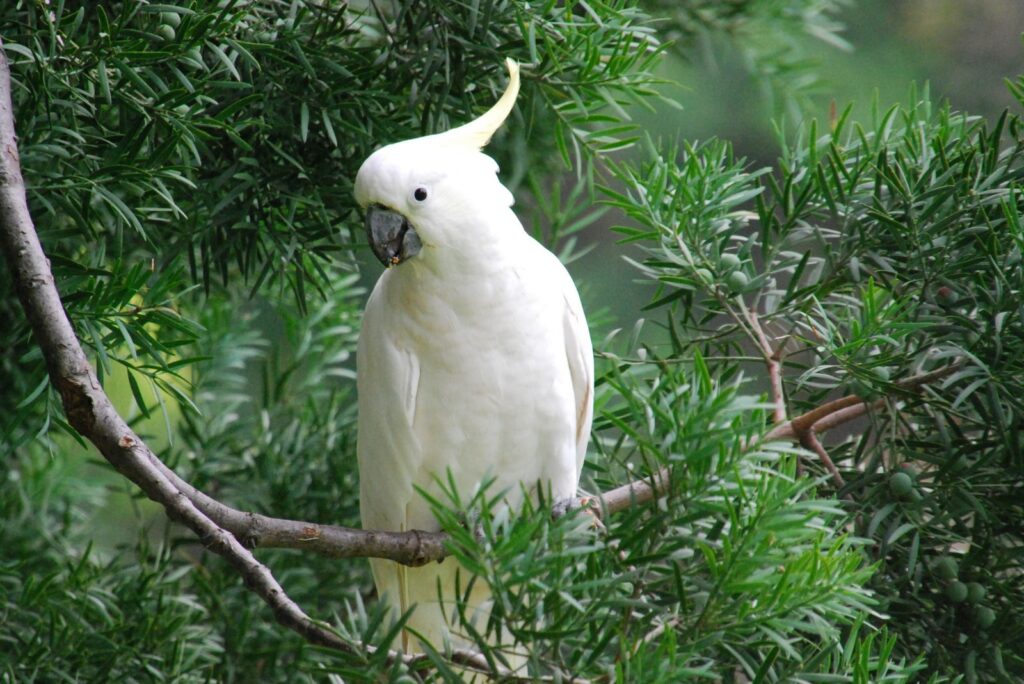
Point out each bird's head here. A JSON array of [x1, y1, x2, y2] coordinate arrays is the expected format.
[[354, 59, 520, 268]]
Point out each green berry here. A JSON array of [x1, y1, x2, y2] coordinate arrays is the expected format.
[[888, 471, 914, 498], [160, 11, 181, 28], [156, 24, 176, 41], [719, 253, 742, 271], [694, 268, 713, 283], [933, 556, 959, 581], [974, 605, 996, 629], [183, 45, 204, 70], [726, 271, 749, 293], [871, 366, 891, 382], [945, 581, 968, 603], [966, 582, 985, 604], [936, 286, 959, 306]]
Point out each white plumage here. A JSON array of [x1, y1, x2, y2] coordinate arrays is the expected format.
[[353, 60, 593, 655]]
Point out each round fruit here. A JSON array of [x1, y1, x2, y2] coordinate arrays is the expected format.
[[888, 471, 914, 498], [974, 605, 996, 629], [966, 582, 985, 604], [726, 271, 749, 293], [936, 286, 959, 306], [694, 268, 713, 283], [871, 366, 891, 382], [933, 556, 958, 581], [156, 24, 176, 41], [945, 581, 968, 603], [184, 46, 204, 68], [160, 11, 182, 28], [719, 253, 742, 271]]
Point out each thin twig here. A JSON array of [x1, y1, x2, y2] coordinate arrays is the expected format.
[[764, 362, 966, 442], [740, 303, 787, 424], [633, 616, 680, 654], [800, 430, 844, 489], [555, 360, 968, 515]]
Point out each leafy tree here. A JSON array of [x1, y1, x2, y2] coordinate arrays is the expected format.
[[1, 1, 1021, 682]]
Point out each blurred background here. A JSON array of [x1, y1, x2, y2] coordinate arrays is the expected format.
[[588, 0, 1024, 325]]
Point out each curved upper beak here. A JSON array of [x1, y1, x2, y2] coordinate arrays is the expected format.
[[365, 204, 422, 267]]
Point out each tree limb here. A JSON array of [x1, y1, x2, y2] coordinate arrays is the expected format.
[[764, 362, 966, 442], [0, 37, 371, 657], [150, 455, 448, 565]]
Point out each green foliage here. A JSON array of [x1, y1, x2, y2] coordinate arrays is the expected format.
[[0, 450, 223, 682], [645, 0, 851, 116], [409, 356, 916, 681], [605, 85, 1024, 678], [2, 0, 1022, 682]]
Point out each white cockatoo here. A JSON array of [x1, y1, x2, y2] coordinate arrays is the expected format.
[[353, 59, 593, 655]]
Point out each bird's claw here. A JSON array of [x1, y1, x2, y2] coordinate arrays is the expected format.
[[553, 496, 606, 533]]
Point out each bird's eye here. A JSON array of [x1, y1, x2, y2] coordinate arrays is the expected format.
[[413, 187, 428, 202]]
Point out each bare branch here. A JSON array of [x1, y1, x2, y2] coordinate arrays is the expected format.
[[741, 304, 787, 424], [0, 40, 377, 660], [594, 467, 671, 515], [150, 456, 448, 565], [764, 361, 966, 442], [800, 430, 844, 489]]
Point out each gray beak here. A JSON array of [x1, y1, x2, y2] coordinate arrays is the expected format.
[[365, 204, 422, 267]]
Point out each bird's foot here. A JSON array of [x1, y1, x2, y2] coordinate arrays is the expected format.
[[553, 495, 606, 532]]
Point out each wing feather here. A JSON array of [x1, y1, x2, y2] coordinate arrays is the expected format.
[[357, 275, 422, 644], [562, 278, 594, 480]]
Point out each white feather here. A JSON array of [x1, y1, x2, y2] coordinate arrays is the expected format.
[[354, 60, 593, 656]]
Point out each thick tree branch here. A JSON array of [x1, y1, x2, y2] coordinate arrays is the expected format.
[[150, 456, 449, 565], [764, 362, 966, 442], [0, 39, 373, 659]]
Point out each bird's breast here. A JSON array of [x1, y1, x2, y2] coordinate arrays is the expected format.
[[378, 257, 578, 528]]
